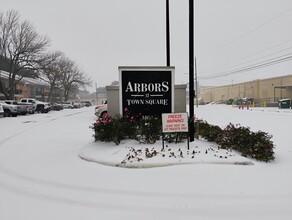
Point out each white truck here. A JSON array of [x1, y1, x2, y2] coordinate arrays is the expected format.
[[0, 102, 4, 117], [4, 100, 29, 115], [95, 104, 107, 118], [0, 101, 18, 117], [19, 98, 51, 113]]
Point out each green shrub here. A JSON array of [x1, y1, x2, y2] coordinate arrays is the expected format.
[[196, 121, 275, 162], [197, 120, 223, 142], [249, 131, 275, 162], [136, 116, 162, 144], [164, 133, 188, 143], [92, 109, 162, 145], [93, 112, 137, 145], [93, 113, 275, 162], [93, 114, 114, 143], [218, 123, 251, 151], [92, 110, 188, 145]]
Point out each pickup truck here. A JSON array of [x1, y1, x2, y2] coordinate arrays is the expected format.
[[4, 100, 29, 115], [19, 98, 51, 113], [0, 101, 18, 117], [0, 103, 4, 117]]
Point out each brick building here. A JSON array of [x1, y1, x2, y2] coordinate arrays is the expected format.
[[0, 70, 63, 101]]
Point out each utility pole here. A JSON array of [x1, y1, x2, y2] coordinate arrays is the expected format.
[[166, 0, 170, 66], [189, 0, 194, 142], [195, 57, 198, 107], [95, 82, 98, 104]]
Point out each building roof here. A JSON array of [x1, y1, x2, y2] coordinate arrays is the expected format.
[[0, 70, 49, 86]]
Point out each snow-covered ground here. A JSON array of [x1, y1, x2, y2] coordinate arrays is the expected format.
[[0, 105, 291, 220]]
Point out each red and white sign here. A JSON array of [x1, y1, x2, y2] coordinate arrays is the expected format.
[[162, 113, 188, 133]]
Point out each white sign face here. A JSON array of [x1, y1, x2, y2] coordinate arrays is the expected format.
[[162, 113, 188, 133]]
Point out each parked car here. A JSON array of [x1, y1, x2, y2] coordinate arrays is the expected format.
[[95, 104, 107, 118], [81, 101, 92, 107], [61, 101, 74, 109], [0, 101, 18, 117], [0, 103, 4, 117], [50, 102, 64, 111], [17, 100, 35, 114], [4, 100, 28, 115], [19, 98, 51, 113], [73, 102, 82, 109]]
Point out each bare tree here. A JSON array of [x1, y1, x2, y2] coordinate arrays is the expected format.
[[38, 51, 63, 102], [0, 10, 50, 99], [0, 10, 18, 56], [58, 57, 91, 101]]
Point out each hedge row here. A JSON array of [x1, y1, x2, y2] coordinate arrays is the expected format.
[[92, 108, 165, 145], [91, 110, 275, 162], [197, 121, 275, 162]]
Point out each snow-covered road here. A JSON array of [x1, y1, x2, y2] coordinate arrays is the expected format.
[[0, 106, 291, 220]]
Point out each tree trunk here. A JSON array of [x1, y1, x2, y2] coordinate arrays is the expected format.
[[0, 81, 9, 99], [48, 84, 55, 103], [8, 79, 15, 100], [64, 90, 69, 101]]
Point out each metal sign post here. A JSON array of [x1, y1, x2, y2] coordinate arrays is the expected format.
[[189, 0, 195, 142]]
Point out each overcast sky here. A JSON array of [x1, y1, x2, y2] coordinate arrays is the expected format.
[[1, 0, 292, 92]]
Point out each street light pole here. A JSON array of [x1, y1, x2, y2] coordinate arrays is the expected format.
[[166, 0, 170, 66], [189, 0, 195, 142], [95, 82, 98, 104]]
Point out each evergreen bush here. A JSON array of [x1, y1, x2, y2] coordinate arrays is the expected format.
[[92, 109, 162, 145], [197, 120, 223, 142], [164, 133, 189, 143], [196, 121, 275, 162], [92, 113, 275, 162]]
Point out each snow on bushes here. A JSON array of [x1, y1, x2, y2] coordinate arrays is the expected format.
[[197, 121, 275, 162], [92, 110, 275, 162]]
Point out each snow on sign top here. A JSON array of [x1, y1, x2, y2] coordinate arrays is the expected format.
[[162, 113, 188, 133]]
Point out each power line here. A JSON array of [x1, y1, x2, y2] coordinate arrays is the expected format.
[[200, 44, 292, 75], [198, 6, 292, 56], [199, 39, 292, 74], [200, 53, 292, 79]]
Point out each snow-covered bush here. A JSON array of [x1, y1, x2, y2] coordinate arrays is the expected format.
[[136, 116, 162, 144], [93, 111, 137, 145], [219, 123, 275, 162], [92, 109, 161, 145], [93, 114, 114, 143], [197, 121, 275, 162], [163, 133, 188, 143], [197, 120, 223, 142]]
